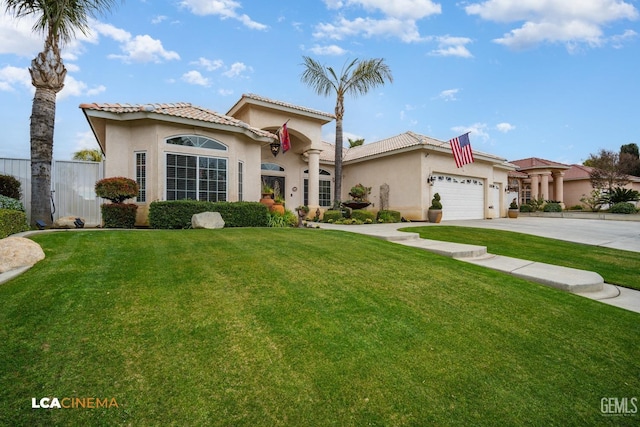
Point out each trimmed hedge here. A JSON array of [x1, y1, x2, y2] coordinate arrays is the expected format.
[[0, 195, 25, 212], [609, 202, 637, 214], [543, 202, 562, 212], [0, 209, 29, 238], [102, 203, 138, 228], [351, 209, 376, 222], [377, 210, 401, 223], [322, 209, 344, 223], [149, 201, 268, 229]]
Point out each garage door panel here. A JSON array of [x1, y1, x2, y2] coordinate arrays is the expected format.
[[432, 174, 484, 221]]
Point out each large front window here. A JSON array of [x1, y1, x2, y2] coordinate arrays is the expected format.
[[166, 153, 227, 201], [304, 169, 332, 207]]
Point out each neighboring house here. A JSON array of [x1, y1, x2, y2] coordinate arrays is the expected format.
[[509, 157, 640, 208], [80, 94, 517, 225]]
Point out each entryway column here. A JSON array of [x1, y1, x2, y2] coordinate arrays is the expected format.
[[540, 172, 551, 201], [553, 171, 565, 206], [530, 174, 540, 200], [306, 149, 321, 208]]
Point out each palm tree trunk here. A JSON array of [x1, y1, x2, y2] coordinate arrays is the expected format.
[[333, 95, 345, 208], [29, 39, 66, 226], [30, 86, 57, 226]]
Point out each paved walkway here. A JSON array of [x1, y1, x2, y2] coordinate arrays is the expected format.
[[319, 217, 640, 314]]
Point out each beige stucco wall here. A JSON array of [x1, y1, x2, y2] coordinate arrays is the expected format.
[[102, 120, 263, 225], [342, 149, 512, 220]]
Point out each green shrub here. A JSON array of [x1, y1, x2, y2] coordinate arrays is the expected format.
[[95, 177, 139, 203], [0, 174, 21, 199], [149, 201, 268, 229], [567, 205, 584, 211], [519, 204, 532, 212], [102, 203, 138, 228], [543, 202, 562, 212], [377, 210, 401, 223], [606, 187, 640, 204], [322, 209, 344, 223], [609, 202, 637, 214], [0, 209, 30, 238], [351, 209, 376, 223], [429, 193, 442, 210], [0, 195, 25, 212]]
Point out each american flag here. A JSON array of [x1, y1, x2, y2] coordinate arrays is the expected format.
[[449, 133, 474, 168]]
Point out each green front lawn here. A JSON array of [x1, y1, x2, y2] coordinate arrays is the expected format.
[[400, 226, 640, 290], [1, 229, 638, 426]]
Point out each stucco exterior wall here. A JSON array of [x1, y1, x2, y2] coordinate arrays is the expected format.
[[102, 120, 263, 225]]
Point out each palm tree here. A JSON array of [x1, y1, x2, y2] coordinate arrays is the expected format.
[[4, 0, 119, 226], [72, 148, 103, 162], [301, 56, 393, 208]]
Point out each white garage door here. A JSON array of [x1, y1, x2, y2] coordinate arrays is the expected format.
[[432, 174, 484, 221]]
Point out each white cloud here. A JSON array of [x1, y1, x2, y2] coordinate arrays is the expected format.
[[152, 15, 168, 24], [58, 75, 106, 100], [191, 57, 224, 71], [223, 62, 251, 78], [428, 35, 474, 58], [465, 0, 639, 50], [0, 13, 42, 57], [74, 130, 102, 152], [218, 88, 234, 96], [496, 122, 516, 133], [437, 88, 459, 101], [315, 0, 442, 42], [107, 34, 180, 63], [181, 70, 210, 87], [308, 44, 348, 55], [0, 65, 32, 92], [452, 123, 490, 142], [180, 0, 268, 30]]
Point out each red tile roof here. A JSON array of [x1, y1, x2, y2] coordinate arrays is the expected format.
[[510, 157, 571, 169], [79, 102, 277, 140], [227, 93, 335, 121]]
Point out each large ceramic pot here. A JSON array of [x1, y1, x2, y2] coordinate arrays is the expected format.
[[427, 209, 442, 223], [271, 203, 285, 215], [260, 193, 274, 210], [508, 209, 519, 219]]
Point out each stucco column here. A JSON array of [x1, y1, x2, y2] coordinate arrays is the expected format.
[[540, 172, 551, 201], [553, 171, 565, 206], [306, 149, 321, 208], [530, 174, 540, 200]]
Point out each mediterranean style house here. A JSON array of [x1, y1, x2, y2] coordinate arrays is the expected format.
[[81, 94, 518, 225]]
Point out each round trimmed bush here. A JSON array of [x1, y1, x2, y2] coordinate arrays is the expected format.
[[543, 202, 562, 212], [609, 202, 637, 214], [322, 210, 344, 223], [351, 209, 376, 223], [95, 177, 139, 203]]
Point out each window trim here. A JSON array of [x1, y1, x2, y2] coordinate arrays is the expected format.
[[165, 152, 228, 202], [135, 151, 147, 203]]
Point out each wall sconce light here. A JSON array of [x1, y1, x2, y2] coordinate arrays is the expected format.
[[427, 175, 436, 186], [269, 141, 281, 157]]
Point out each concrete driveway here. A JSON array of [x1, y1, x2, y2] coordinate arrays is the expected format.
[[418, 217, 640, 253]]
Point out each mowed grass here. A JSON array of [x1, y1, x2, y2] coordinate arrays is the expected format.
[[0, 229, 638, 426], [400, 226, 640, 290]]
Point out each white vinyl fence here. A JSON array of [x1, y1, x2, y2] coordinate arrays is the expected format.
[[0, 158, 104, 226]]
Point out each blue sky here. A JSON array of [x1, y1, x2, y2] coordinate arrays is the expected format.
[[0, 0, 638, 164]]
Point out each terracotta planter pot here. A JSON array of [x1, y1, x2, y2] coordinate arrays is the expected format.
[[428, 209, 442, 223], [260, 194, 274, 210], [508, 209, 519, 219], [271, 203, 285, 215]]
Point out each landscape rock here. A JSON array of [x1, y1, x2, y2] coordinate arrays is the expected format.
[[0, 237, 45, 273], [53, 216, 85, 229], [192, 212, 225, 229]]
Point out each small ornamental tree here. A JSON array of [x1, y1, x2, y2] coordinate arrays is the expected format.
[[95, 177, 139, 203], [95, 177, 139, 228], [0, 174, 21, 200]]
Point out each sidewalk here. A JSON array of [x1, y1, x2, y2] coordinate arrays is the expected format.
[[319, 220, 640, 314]]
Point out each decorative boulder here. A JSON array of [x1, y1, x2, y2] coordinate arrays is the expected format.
[[0, 237, 45, 273], [191, 212, 225, 229], [53, 216, 85, 229]]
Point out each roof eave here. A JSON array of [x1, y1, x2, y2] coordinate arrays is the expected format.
[[228, 95, 334, 124]]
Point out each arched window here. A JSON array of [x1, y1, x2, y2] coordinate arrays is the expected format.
[[261, 163, 285, 172], [167, 135, 227, 151]]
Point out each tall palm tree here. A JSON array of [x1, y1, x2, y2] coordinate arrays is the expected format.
[[4, 0, 118, 225], [301, 56, 393, 208]]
